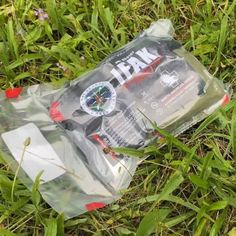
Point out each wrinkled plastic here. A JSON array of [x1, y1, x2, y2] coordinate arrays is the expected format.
[[0, 19, 229, 219]]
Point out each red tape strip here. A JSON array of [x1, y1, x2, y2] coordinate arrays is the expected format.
[[85, 202, 106, 211], [5, 87, 23, 99]]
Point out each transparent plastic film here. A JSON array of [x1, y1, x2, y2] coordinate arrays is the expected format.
[[0, 19, 230, 219]]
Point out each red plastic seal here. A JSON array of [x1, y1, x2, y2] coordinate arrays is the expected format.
[[222, 94, 230, 106], [49, 101, 64, 122], [5, 87, 23, 99], [85, 202, 106, 211]]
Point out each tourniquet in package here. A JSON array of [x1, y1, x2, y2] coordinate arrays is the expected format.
[[0, 19, 229, 218]]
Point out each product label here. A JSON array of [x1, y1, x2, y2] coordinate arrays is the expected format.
[[55, 37, 205, 162]]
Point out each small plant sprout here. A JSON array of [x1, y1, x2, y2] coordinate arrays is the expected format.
[[11, 137, 31, 202]]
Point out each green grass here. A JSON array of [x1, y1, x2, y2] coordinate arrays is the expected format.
[[0, 0, 236, 235]]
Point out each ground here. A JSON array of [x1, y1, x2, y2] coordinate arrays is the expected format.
[[0, 0, 235, 235]]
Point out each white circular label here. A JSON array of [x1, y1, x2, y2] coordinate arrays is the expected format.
[[80, 81, 117, 117]]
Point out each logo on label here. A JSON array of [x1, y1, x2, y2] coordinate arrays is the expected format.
[[160, 71, 179, 88], [111, 47, 159, 85], [80, 81, 117, 117]]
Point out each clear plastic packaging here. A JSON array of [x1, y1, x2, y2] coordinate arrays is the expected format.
[[0, 19, 229, 219]]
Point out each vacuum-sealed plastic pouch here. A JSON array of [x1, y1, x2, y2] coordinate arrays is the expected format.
[[0, 19, 229, 218]]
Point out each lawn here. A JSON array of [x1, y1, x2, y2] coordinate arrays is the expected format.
[[0, 0, 235, 235]]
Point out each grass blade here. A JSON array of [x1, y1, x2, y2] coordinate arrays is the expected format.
[[44, 218, 57, 236], [216, 15, 228, 67], [209, 207, 228, 236], [165, 212, 195, 228], [6, 19, 19, 58], [136, 209, 171, 236], [189, 175, 209, 189], [231, 105, 236, 160]]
